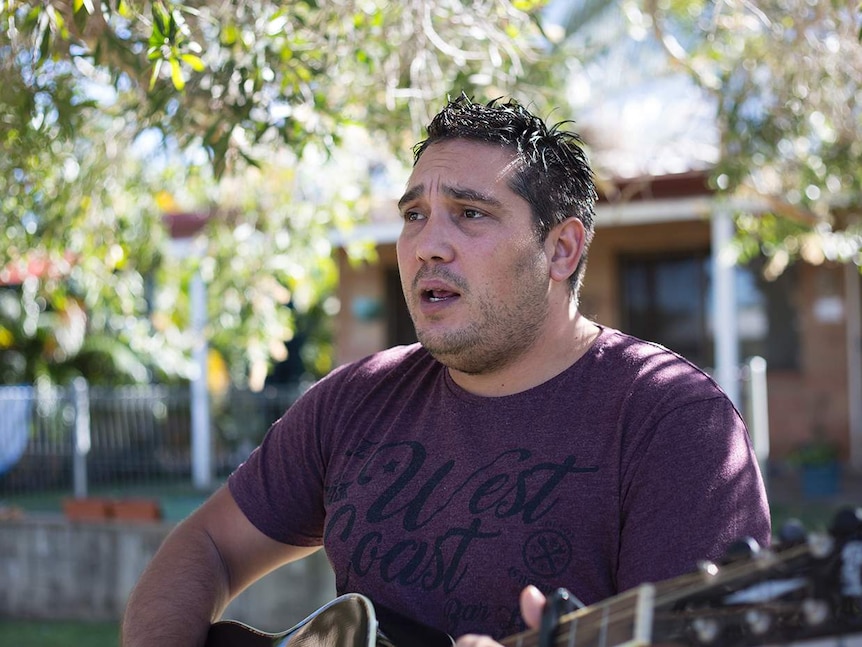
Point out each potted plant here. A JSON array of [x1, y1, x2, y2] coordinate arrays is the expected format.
[[110, 498, 163, 522], [62, 496, 113, 521], [789, 436, 841, 498]]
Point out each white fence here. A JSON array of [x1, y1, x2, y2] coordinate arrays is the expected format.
[[0, 381, 300, 498]]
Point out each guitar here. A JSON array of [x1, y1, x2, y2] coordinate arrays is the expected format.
[[206, 508, 862, 647]]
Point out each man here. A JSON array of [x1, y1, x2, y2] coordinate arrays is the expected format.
[[121, 96, 770, 647]]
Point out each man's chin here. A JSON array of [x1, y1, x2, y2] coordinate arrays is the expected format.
[[417, 336, 501, 376], [416, 332, 468, 364]]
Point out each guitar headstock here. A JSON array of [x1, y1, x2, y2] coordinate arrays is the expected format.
[[651, 506, 862, 645], [500, 510, 862, 647]]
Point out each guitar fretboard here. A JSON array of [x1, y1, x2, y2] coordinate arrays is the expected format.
[[501, 584, 655, 647]]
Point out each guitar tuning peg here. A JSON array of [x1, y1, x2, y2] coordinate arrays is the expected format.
[[829, 507, 862, 538], [691, 616, 721, 644], [801, 598, 830, 627], [720, 536, 761, 564], [777, 518, 807, 547], [807, 531, 835, 559], [697, 560, 719, 578], [744, 609, 772, 635]]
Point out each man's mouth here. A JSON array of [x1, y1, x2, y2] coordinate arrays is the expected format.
[[422, 289, 460, 303]]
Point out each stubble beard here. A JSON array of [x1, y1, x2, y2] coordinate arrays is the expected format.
[[409, 257, 550, 375]]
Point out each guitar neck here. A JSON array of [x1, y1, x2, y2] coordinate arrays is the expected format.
[[499, 540, 850, 647], [501, 584, 656, 647]]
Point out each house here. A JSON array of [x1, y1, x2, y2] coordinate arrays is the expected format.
[[330, 169, 862, 468]]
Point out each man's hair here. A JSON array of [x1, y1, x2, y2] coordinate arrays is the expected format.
[[413, 95, 597, 297]]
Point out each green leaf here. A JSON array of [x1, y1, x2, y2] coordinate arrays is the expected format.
[[180, 54, 205, 72], [512, 0, 546, 12], [167, 11, 179, 40], [152, 2, 168, 38], [220, 23, 239, 46], [148, 30, 165, 49], [35, 17, 52, 64], [170, 58, 186, 91], [149, 58, 163, 90], [238, 149, 262, 169], [73, 4, 89, 32], [116, 0, 133, 19]]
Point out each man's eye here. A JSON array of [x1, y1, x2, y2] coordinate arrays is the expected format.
[[403, 210, 425, 222], [463, 208, 483, 219]]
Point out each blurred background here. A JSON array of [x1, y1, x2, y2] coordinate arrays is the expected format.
[[1, 0, 861, 644]]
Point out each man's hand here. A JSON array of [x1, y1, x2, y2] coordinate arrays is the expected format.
[[454, 586, 546, 647]]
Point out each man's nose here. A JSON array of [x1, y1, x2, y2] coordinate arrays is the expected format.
[[414, 213, 455, 263]]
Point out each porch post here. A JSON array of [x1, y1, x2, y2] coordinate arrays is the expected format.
[[72, 377, 91, 498], [711, 205, 740, 407], [164, 212, 214, 491], [846, 263, 862, 470], [190, 269, 212, 490]]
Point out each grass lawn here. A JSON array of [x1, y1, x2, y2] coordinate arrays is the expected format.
[[0, 620, 119, 647]]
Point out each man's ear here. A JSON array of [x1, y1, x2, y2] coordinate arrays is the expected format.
[[547, 217, 585, 284]]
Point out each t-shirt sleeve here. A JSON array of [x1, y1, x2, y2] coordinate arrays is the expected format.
[[227, 380, 331, 547], [615, 393, 771, 592], [226, 346, 427, 548]]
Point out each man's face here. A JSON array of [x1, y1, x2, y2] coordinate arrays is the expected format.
[[396, 139, 552, 375]]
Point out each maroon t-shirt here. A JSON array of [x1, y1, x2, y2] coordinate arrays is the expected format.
[[229, 327, 770, 640]]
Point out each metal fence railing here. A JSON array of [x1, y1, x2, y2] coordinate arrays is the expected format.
[[0, 381, 301, 498]]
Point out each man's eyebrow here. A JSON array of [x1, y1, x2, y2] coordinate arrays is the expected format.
[[398, 184, 424, 211], [397, 184, 505, 211], [444, 185, 505, 209]]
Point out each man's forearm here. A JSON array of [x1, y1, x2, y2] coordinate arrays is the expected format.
[[121, 523, 231, 647]]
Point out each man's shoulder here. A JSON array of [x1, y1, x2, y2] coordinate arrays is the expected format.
[[324, 343, 440, 387], [346, 343, 433, 373], [591, 327, 717, 390], [292, 344, 440, 414], [596, 326, 699, 367]]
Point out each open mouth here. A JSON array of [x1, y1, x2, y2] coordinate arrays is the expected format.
[[422, 289, 460, 303]]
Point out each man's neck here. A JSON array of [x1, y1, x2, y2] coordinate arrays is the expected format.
[[447, 311, 601, 397]]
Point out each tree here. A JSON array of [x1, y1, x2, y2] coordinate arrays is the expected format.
[[644, 0, 862, 274], [0, 45, 168, 384], [0, 0, 552, 387], [4, 0, 549, 175]]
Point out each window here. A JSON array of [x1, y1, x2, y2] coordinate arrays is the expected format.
[[385, 268, 417, 347], [620, 252, 798, 370]]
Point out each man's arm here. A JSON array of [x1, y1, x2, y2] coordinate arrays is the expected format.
[[121, 484, 319, 647]]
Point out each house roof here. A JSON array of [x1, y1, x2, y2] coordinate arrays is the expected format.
[[162, 212, 212, 239], [599, 169, 713, 203]]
